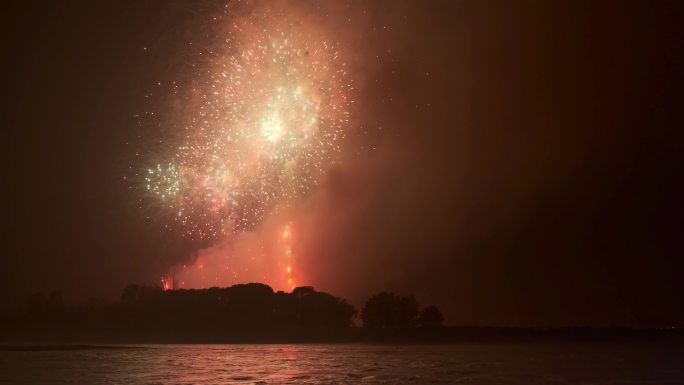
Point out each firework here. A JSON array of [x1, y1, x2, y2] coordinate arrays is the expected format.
[[161, 272, 175, 291], [141, 3, 352, 240]]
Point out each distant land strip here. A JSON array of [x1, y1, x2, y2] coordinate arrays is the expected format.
[[0, 345, 146, 351]]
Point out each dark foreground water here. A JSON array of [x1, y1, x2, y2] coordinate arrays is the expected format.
[[1, 343, 683, 384]]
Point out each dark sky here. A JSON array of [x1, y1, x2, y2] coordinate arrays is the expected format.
[[4, 0, 683, 327]]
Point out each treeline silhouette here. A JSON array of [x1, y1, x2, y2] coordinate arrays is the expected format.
[[0, 283, 443, 343], [2, 284, 681, 344]]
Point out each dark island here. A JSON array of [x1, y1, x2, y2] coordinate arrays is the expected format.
[[0, 283, 681, 344]]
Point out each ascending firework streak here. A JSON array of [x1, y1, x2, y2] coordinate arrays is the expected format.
[[142, 4, 352, 240], [282, 224, 295, 290]]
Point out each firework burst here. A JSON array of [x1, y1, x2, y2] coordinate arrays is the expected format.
[[140, 3, 352, 240]]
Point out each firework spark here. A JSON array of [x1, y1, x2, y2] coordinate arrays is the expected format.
[[142, 4, 352, 241]]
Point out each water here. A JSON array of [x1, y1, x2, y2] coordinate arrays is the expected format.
[[1, 343, 682, 384]]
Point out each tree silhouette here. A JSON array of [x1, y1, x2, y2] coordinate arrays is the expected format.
[[120, 284, 140, 303], [3, 285, 451, 342], [361, 292, 419, 330], [417, 305, 444, 329]]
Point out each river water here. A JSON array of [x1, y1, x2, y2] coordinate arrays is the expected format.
[[1, 343, 682, 384]]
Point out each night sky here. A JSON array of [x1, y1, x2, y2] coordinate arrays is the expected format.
[[4, 0, 683, 327]]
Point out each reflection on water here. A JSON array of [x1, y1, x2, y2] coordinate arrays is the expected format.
[[1, 343, 683, 384]]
